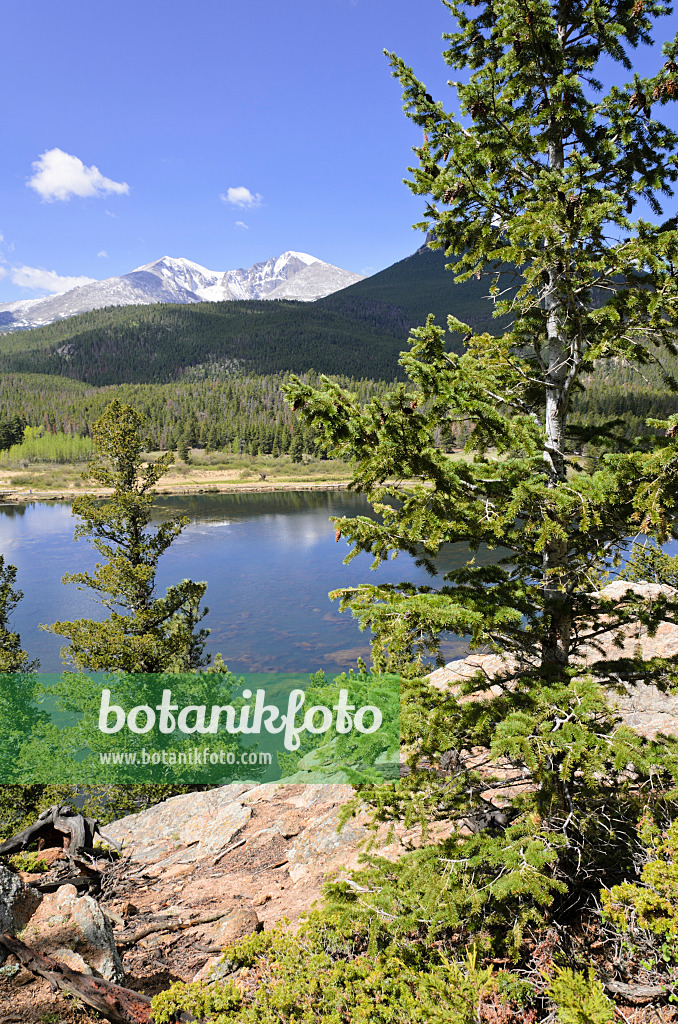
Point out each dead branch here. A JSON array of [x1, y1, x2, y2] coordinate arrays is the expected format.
[[603, 978, 676, 1004], [0, 804, 121, 858], [0, 932, 191, 1024], [117, 907, 250, 947], [212, 836, 247, 865]]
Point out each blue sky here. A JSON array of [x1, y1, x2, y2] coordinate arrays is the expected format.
[[1, 0, 676, 303]]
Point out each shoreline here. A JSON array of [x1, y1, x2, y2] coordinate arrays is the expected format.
[[0, 478, 352, 503]]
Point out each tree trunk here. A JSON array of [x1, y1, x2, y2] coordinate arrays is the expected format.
[[542, 76, 572, 672]]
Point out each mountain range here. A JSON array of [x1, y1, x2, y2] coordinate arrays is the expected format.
[[0, 252, 364, 331], [0, 246, 513, 384]]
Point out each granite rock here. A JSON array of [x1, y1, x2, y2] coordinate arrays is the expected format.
[[23, 883, 124, 982]]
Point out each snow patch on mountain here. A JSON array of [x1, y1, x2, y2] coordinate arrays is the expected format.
[[0, 251, 362, 331], [266, 261, 365, 301]]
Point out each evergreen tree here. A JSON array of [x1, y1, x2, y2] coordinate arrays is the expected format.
[[0, 558, 50, 839], [178, 431, 191, 463], [0, 416, 25, 453], [289, 432, 304, 463], [44, 400, 209, 672], [0, 556, 34, 673], [206, 424, 219, 453], [0, 555, 41, 806], [622, 538, 678, 588], [285, 2, 678, 946]]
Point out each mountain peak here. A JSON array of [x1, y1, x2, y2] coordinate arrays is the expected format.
[[0, 251, 365, 331], [132, 255, 223, 278], [278, 251, 320, 265]]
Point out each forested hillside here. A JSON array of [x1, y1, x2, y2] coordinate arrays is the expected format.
[[0, 299, 415, 384], [0, 244, 677, 449], [318, 242, 513, 333]]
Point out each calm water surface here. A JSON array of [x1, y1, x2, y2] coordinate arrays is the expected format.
[[0, 490, 482, 674]]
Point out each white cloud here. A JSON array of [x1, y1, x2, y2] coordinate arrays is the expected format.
[[11, 265, 97, 294], [0, 267, 7, 281], [27, 148, 129, 202], [234, 220, 249, 229], [97, 250, 109, 258], [220, 186, 263, 208]]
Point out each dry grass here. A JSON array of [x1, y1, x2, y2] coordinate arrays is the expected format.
[[0, 451, 354, 500]]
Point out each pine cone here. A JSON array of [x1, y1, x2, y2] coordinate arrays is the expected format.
[[566, 195, 581, 221], [629, 90, 649, 114]]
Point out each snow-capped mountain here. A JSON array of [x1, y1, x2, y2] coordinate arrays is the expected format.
[[0, 252, 364, 331]]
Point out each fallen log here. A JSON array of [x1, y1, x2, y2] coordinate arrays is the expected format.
[[0, 933, 163, 1024], [602, 978, 676, 1004], [0, 804, 121, 858]]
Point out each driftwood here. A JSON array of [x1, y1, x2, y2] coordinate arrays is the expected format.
[[0, 933, 190, 1024], [0, 804, 121, 857]]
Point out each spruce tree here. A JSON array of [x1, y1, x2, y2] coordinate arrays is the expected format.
[[44, 400, 209, 672], [0, 558, 54, 838], [0, 555, 39, 779], [289, 432, 304, 463], [285, 2, 678, 946], [178, 431, 191, 463], [0, 556, 34, 673]]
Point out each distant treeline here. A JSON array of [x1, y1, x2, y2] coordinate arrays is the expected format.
[[0, 372, 390, 458], [0, 361, 677, 465], [570, 362, 678, 443]]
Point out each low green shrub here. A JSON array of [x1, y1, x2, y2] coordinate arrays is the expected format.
[[601, 815, 678, 961], [9, 851, 48, 873], [151, 921, 534, 1024], [545, 967, 615, 1024]]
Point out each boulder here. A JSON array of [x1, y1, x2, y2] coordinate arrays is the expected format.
[[0, 865, 42, 935], [594, 581, 677, 601], [20, 883, 124, 982], [191, 908, 261, 984], [194, 907, 261, 948]]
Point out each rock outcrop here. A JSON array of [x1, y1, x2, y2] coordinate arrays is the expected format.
[[91, 783, 384, 988], [20, 883, 124, 982], [0, 865, 41, 937], [430, 581, 678, 738]]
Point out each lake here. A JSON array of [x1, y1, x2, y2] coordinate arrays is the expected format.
[[0, 489, 482, 675]]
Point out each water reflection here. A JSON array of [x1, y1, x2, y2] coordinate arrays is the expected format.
[[0, 491, 472, 674]]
